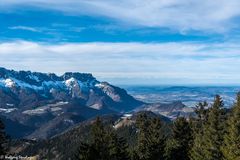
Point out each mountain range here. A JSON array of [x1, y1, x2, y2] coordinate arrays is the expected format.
[[0, 67, 193, 139]]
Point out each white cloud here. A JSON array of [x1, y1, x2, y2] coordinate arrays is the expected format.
[[1, 40, 240, 84], [8, 26, 41, 32], [2, 0, 240, 33]]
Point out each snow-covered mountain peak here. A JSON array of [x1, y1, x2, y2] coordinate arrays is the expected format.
[[0, 67, 143, 115]]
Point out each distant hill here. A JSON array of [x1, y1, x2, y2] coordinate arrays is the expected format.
[[135, 101, 194, 119], [12, 111, 171, 159]]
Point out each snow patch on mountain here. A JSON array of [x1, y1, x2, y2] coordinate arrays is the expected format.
[[28, 74, 40, 82], [6, 103, 14, 107], [89, 103, 102, 110], [0, 108, 18, 113], [23, 101, 69, 115], [0, 77, 43, 90], [23, 108, 47, 115], [0, 76, 97, 95], [65, 77, 77, 87], [4, 78, 16, 87], [95, 83, 106, 88], [14, 78, 43, 90], [42, 81, 64, 88]]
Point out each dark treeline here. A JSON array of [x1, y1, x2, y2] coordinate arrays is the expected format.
[[0, 118, 8, 158], [0, 94, 240, 159], [76, 94, 240, 160]]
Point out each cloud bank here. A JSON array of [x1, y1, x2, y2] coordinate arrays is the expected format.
[[1, 41, 240, 85], [1, 0, 240, 33], [8, 26, 41, 32]]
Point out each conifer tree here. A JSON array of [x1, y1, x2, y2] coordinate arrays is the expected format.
[[107, 130, 130, 160], [0, 118, 7, 156], [135, 113, 151, 159], [75, 142, 95, 160], [222, 93, 240, 160], [76, 117, 130, 160], [195, 101, 208, 122], [190, 102, 209, 160], [75, 117, 110, 160], [191, 95, 225, 160], [135, 113, 165, 160], [148, 117, 166, 160], [204, 95, 225, 160], [90, 117, 109, 159], [165, 117, 192, 160], [190, 101, 209, 136]]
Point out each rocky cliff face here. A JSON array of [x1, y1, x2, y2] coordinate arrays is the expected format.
[[0, 67, 143, 139], [0, 67, 143, 111]]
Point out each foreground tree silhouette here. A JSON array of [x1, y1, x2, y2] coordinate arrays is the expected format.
[[191, 95, 225, 160], [90, 117, 109, 159], [76, 117, 129, 160], [165, 117, 192, 160], [0, 118, 7, 156], [75, 142, 95, 160], [190, 102, 209, 160], [222, 93, 240, 160], [194, 101, 208, 127], [107, 129, 129, 160], [135, 113, 165, 160]]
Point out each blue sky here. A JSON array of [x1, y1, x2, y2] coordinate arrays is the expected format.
[[1, 0, 240, 85]]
